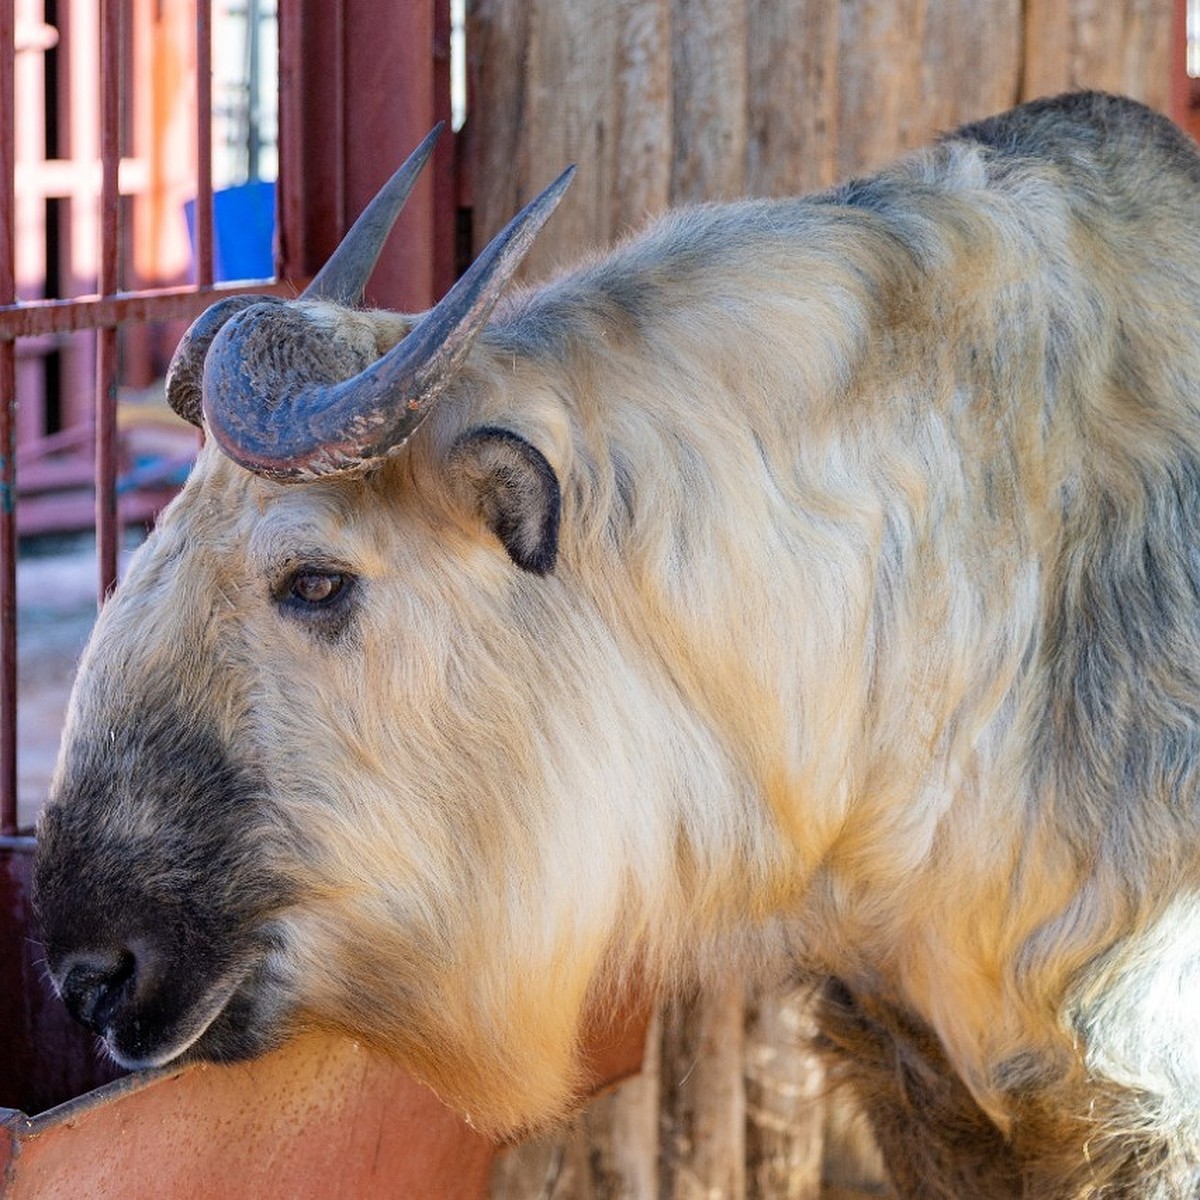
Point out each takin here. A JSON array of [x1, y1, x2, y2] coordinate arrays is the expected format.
[[33, 92, 1200, 1196]]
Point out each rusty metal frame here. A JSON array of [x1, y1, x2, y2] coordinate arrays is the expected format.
[[0, 0, 289, 838], [1, 0, 17, 829]]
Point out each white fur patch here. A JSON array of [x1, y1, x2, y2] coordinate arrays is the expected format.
[[1072, 892, 1200, 1106]]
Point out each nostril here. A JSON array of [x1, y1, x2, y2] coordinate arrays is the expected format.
[[59, 949, 137, 1035]]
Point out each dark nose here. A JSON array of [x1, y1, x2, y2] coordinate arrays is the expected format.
[[58, 948, 138, 1036]]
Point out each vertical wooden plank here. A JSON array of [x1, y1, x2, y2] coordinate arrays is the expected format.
[[470, 0, 677, 265], [746, 0, 840, 196], [1116, 0, 1175, 112], [490, 1065, 662, 1200], [470, 1, 624, 280], [1020, 0, 1071, 102], [744, 990, 825, 1200], [464, 0, 531, 252], [579, 1012, 662, 1199], [489, 1016, 660, 1199], [835, 0, 930, 178], [532, 2, 618, 277], [670, 0, 748, 203], [918, 0, 1023, 133], [539, 2, 616, 276], [488, 1130, 566, 1198], [659, 982, 747, 1200], [612, 0, 672, 231], [1022, 0, 1174, 111]]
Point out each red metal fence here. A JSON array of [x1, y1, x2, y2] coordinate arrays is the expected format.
[[0, 0, 456, 838]]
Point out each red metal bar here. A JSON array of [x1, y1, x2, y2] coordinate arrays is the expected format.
[[0, 279, 299, 341], [277, 0, 347, 283], [0, 0, 16, 834], [342, 0, 438, 310], [432, 0, 455, 298], [278, 0, 447, 311], [195, 0, 214, 287], [96, 0, 123, 601]]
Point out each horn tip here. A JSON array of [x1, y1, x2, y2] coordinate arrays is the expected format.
[[410, 121, 446, 166], [553, 164, 577, 192]]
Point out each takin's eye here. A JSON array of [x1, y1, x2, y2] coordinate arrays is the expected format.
[[272, 566, 358, 635], [288, 569, 347, 606]]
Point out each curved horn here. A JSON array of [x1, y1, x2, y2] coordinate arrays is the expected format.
[[303, 123, 444, 305], [165, 294, 284, 426], [202, 166, 576, 481], [163, 126, 443, 427]]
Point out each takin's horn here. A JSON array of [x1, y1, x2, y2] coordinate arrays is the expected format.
[[164, 124, 445, 427], [165, 294, 281, 427], [201, 165, 575, 481], [301, 123, 444, 305]]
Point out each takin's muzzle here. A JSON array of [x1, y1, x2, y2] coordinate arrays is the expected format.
[[33, 706, 295, 1070]]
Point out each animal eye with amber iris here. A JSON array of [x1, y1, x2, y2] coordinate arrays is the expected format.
[[289, 570, 346, 606], [273, 567, 356, 622]]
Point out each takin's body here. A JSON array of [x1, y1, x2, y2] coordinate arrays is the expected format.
[[33, 92, 1200, 1195]]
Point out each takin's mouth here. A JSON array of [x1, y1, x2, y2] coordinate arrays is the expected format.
[[54, 943, 292, 1072], [100, 967, 255, 1071]]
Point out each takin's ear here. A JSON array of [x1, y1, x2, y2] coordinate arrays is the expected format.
[[448, 426, 561, 575]]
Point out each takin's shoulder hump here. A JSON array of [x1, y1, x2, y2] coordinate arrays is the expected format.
[[946, 90, 1200, 187]]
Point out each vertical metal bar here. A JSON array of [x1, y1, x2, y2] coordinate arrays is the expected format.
[[96, 0, 123, 601], [1174, 0, 1195, 128], [342, 0, 436, 309], [275, 0, 303, 281], [432, 0, 455, 298], [195, 0, 214, 286], [0, 0, 17, 833], [276, 0, 346, 284], [246, 0, 261, 183]]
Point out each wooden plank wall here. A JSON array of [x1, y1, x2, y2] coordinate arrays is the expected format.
[[469, 0, 1173, 276], [469, 2, 1175, 1197]]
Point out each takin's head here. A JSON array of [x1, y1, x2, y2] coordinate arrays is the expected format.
[[32, 132, 708, 1134]]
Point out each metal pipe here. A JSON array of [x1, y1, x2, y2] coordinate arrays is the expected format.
[[0, 279, 300, 341], [96, 0, 122, 602], [196, 0, 214, 286], [246, 0, 262, 183], [0, 0, 16, 834]]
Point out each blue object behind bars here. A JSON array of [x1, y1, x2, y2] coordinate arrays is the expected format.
[[185, 180, 276, 282]]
